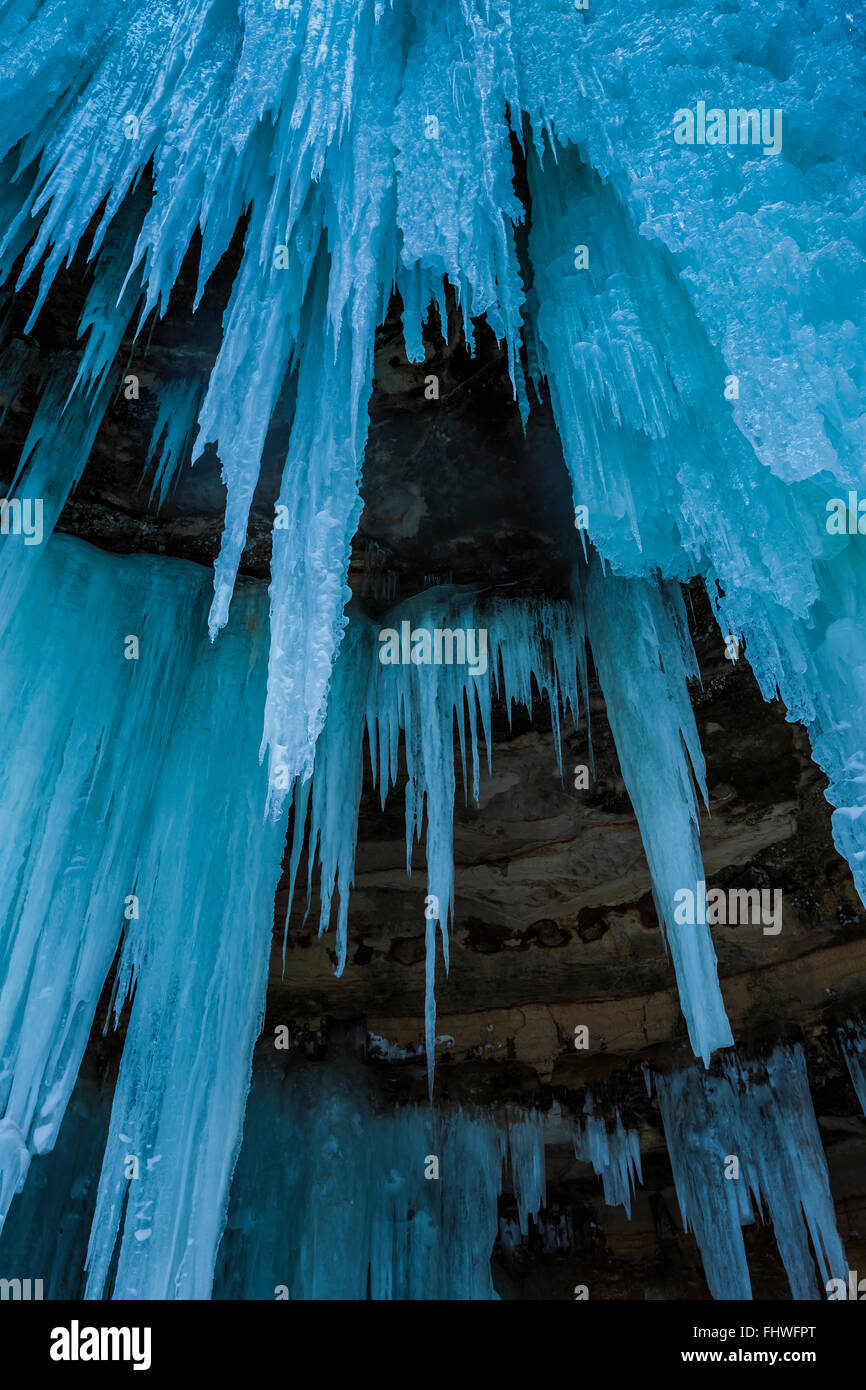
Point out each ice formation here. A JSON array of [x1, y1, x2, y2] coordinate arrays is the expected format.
[[284, 585, 584, 1095], [0, 0, 862, 1302], [1, 1054, 647, 1300], [212, 1063, 643, 1299], [11, 1045, 845, 1304], [144, 377, 203, 508], [0, 534, 206, 1231], [656, 1044, 848, 1301], [0, 0, 863, 1035], [213, 1059, 547, 1300], [0, 1074, 111, 1300], [0, 0, 860, 840], [83, 575, 285, 1300], [572, 1096, 642, 1217], [285, 571, 730, 1089], [840, 1018, 866, 1118], [0, 532, 283, 1299]]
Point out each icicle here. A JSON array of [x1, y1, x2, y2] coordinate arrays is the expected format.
[[193, 189, 321, 642], [84, 574, 285, 1300], [285, 585, 586, 1096], [214, 1055, 546, 1301], [260, 0, 405, 808], [286, 570, 733, 1087], [282, 606, 374, 977], [505, 1106, 546, 1235], [0, 362, 113, 635], [582, 556, 732, 1064], [840, 1018, 866, 1119], [0, 1, 861, 934], [0, 0, 863, 1306], [392, 0, 528, 400], [143, 377, 202, 508], [572, 1097, 642, 1217], [0, 534, 207, 1232], [261, 250, 369, 809], [69, 188, 148, 403], [524, 116, 866, 921], [656, 1044, 848, 1301]]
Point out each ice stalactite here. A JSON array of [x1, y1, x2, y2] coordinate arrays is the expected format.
[[262, 251, 370, 811], [711, 558, 866, 907], [656, 1045, 847, 1300], [287, 566, 732, 1081], [143, 378, 203, 508], [506, 1106, 547, 1237], [496, 1099, 642, 1260], [0, 530, 284, 1296], [215, 1069, 644, 1300], [84, 578, 284, 1300], [391, 0, 528, 399], [214, 1056, 545, 1301], [582, 557, 732, 1063], [0, 364, 113, 628], [0, 176, 146, 616], [840, 1019, 866, 1119], [0, 534, 205, 1230], [572, 1098, 642, 1218], [519, 1, 866, 491], [523, 44, 866, 912], [69, 185, 148, 403], [285, 586, 587, 1095]]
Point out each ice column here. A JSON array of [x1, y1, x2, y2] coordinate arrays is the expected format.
[[215, 1056, 546, 1301], [656, 1044, 847, 1300], [84, 578, 285, 1300], [582, 557, 732, 1064], [0, 535, 205, 1231]]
